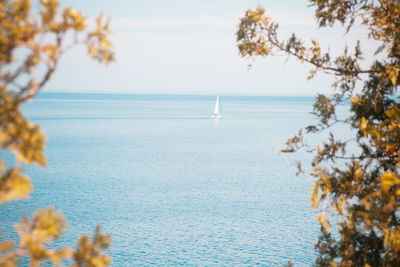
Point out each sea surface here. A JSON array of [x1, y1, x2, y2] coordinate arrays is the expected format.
[[1, 93, 322, 266]]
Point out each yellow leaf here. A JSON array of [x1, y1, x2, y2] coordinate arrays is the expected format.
[[386, 65, 399, 86], [317, 213, 331, 232], [360, 117, 368, 130], [381, 171, 400, 192]]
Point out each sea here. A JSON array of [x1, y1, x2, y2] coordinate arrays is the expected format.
[[0, 93, 322, 266]]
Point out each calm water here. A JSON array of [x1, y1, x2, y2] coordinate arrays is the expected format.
[[1, 93, 320, 266]]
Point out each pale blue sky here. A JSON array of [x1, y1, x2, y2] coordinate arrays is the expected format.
[[41, 0, 375, 95]]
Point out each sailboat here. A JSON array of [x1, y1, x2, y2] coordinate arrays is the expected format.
[[211, 96, 222, 119]]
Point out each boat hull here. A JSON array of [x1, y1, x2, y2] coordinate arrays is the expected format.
[[211, 114, 222, 119]]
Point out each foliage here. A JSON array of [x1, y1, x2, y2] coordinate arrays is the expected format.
[[0, 0, 115, 265], [237, 0, 400, 266]]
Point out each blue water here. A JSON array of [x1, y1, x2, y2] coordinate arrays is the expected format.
[[0, 93, 320, 266]]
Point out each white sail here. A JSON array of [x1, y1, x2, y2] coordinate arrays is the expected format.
[[212, 96, 222, 118], [214, 96, 220, 114]]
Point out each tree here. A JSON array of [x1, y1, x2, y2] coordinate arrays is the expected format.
[[0, 0, 115, 265], [237, 0, 399, 266]]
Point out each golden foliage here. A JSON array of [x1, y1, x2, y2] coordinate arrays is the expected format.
[[0, 0, 114, 265], [72, 225, 112, 267], [238, 0, 400, 265], [0, 163, 32, 204], [0, 208, 111, 266]]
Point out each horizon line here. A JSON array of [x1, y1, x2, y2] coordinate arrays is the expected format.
[[40, 90, 317, 97]]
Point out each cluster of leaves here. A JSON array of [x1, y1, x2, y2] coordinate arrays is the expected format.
[[0, 0, 115, 265], [237, 0, 399, 266], [1, 208, 111, 266]]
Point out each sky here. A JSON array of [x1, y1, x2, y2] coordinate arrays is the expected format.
[[39, 0, 377, 96]]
